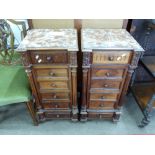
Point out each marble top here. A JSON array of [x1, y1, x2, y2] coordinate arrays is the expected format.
[[17, 29, 78, 52], [81, 29, 144, 52]]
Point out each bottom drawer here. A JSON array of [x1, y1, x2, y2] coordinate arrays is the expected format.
[[44, 112, 71, 119], [42, 101, 70, 109], [89, 101, 115, 109], [88, 113, 113, 119]]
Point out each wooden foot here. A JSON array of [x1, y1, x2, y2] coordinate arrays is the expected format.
[[80, 111, 87, 122], [113, 112, 121, 123], [26, 101, 38, 126], [138, 116, 150, 128]]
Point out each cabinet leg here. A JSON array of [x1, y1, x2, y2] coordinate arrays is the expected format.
[[80, 110, 87, 122], [138, 116, 151, 128], [113, 112, 121, 123], [138, 95, 154, 127], [26, 101, 38, 126], [71, 107, 78, 122]]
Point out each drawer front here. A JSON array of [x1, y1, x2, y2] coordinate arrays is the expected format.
[[42, 101, 69, 109], [90, 93, 118, 101], [36, 68, 68, 77], [35, 68, 68, 81], [44, 112, 71, 119], [38, 81, 69, 90], [91, 79, 121, 89], [93, 51, 131, 64], [31, 51, 68, 64], [89, 101, 115, 109], [88, 113, 113, 119], [92, 68, 124, 78], [41, 92, 70, 100]]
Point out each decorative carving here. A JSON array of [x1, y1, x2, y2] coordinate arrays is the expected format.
[[129, 51, 143, 86], [130, 51, 142, 69], [69, 52, 77, 67], [83, 52, 90, 67], [93, 52, 130, 64], [21, 52, 31, 66]]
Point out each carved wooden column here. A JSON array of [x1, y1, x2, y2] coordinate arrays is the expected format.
[[70, 52, 78, 121], [21, 51, 44, 121], [114, 51, 143, 122], [81, 52, 91, 121]]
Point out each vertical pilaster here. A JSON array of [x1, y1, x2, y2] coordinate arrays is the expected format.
[[81, 52, 91, 121], [70, 52, 78, 121]]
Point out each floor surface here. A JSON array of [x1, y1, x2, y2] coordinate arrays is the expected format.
[[0, 95, 155, 135]]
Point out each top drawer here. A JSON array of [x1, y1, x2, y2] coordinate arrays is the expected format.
[[92, 51, 131, 64], [30, 51, 68, 64]]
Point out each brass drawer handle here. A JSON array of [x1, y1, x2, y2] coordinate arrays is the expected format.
[[49, 72, 55, 76], [51, 83, 56, 87], [105, 72, 110, 77], [108, 56, 114, 61]]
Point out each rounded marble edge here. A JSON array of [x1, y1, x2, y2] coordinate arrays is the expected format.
[[16, 47, 78, 52], [81, 48, 144, 52]]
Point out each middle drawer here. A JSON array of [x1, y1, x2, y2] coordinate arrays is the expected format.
[[90, 93, 118, 101], [38, 81, 69, 90], [41, 92, 70, 101], [91, 79, 121, 89], [34, 68, 68, 81]]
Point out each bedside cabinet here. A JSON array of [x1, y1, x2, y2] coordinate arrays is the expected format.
[[17, 29, 78, 122], [81, 29, 144, 122]]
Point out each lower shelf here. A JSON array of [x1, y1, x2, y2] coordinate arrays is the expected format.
[[131, 82, 155, 110]]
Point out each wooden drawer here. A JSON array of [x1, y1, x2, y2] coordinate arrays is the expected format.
[[90, 93, 118, 101], [31, 51, 68, 64], [89, 101, 115, 109], [91, 79, 121, 89], [91, 68, 124, 79], [41, 92, 70, 101], [42, 101, 69, 109], [38, 81, 69, 90], [44, 112, 71, 119], [93, 51, 131, 64], [35, 68, 68, 81], [88, 113, 113, 119]]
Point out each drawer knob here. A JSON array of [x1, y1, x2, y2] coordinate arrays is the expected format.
[[49, 72, 55, 76], [56, 114, 60, 118], [53, 95, 57, 99], [105, 72, 110, 77], [46, 56, 52, 61], [104, 84, 108, 88], [35, 55, 39, 59], [99, 104, 104, 107], [108, 56, 114, 61], [38, 59, 42, 63], [101, 96, 105, 99], [51, 84, 56, 87], [55, 104, 58, 108]]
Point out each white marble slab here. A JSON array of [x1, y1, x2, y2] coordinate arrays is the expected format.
[[81, 29, 144, 52], [17, 29, 78, 52]]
